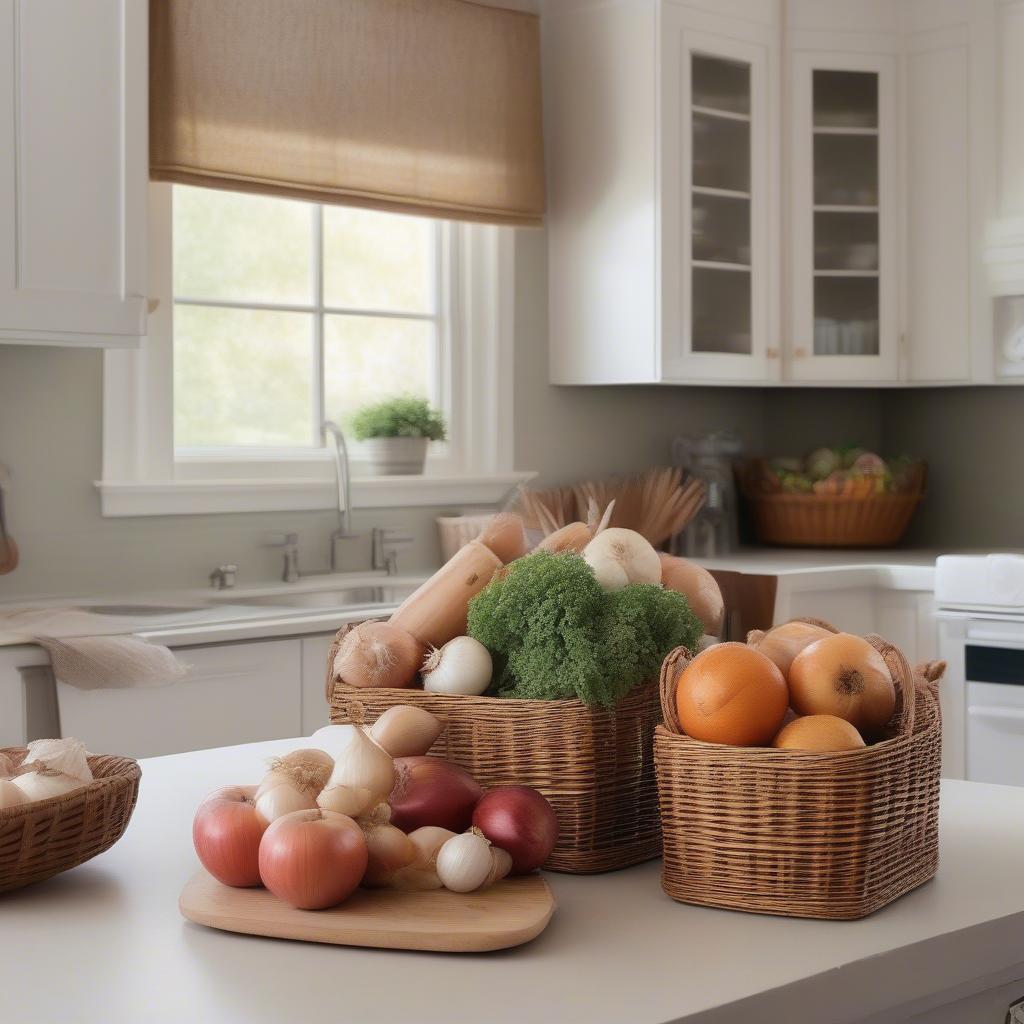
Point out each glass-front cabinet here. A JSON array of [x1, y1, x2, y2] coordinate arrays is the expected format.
[[788, 54, 898, 381], [660, 7, 778, 382]]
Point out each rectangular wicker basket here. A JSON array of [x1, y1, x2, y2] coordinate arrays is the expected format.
[[653, 625, 942, 919], [326, 624, 662, 874]]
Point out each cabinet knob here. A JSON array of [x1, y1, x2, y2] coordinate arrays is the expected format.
[[766, 347, 779, 359], [794, 346, 808, 359]]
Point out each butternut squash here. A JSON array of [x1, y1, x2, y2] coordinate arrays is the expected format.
[[389, 540, 503, 649], [658, 553, 725, 636]]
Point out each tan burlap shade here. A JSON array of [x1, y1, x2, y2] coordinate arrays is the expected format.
[[150, 0, 545, 225]]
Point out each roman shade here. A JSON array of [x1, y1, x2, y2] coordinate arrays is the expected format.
[[149, 0, 545, 225]]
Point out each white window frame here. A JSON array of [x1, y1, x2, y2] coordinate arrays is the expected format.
[[96, 184, 531, 516]]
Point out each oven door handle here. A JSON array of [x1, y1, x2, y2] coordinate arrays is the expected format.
[[967, 705, 1024, 723]]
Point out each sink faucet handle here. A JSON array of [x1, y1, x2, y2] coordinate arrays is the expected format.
[[209, 564, 238, 590], [372, 527, 414, 575], [264, 532, 300, 583]]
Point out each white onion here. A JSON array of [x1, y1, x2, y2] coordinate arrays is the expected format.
[[421, 637, 492, 696], [583, 528, 662, 591], [436, 829, 494, 893]]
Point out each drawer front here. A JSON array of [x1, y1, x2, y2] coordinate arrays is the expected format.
[[967, 681, 1024, 787], [56, 639, 301, 759]]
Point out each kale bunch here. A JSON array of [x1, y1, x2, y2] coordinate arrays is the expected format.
[[467, 550, 702, 707]]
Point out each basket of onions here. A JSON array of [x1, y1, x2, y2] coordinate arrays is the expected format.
[[0, 739, 141, 893], [325, 513, 723, 874], [191, 706, 558, 911], [653, 618, 944, 920]]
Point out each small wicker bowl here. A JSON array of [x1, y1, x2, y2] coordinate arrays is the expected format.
[[737, 461, 926, 547], [327, 623, 662, 874], [654, 624, 943, 920], [0, 749, 142, 894]]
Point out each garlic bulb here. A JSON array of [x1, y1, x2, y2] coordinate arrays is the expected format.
[[12, 770, 88, 803], [583, 528, 662, 592], [317, 726, 394, 820], [436, 828, 494, 893], [360, 804, 417, 887], [388, 826, 456, 891], [368, 705, 443, 758], [0, 779, 27, 810], [485, 847, 513, 887], [421, 637, 492, 696], [254, 748, 333, 825], [24, 738, 93, 783], [12, 737, 93, 804]]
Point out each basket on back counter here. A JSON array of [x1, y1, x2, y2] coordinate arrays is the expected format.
[[653, 619, 943, 919]]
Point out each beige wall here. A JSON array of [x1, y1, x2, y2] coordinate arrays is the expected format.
[[0, 228, 1013, 600]]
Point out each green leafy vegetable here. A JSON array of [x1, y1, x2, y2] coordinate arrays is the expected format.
[[467, 550, 702, 707]]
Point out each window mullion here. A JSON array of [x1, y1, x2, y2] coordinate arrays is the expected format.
[[312, 203, 325, 446]]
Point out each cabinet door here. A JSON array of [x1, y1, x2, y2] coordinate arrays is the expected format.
[[0, 0, 146, 347], [660, 6, 779, 383], [787, 53, 898, 382], [54, 639, 302, 758], [301, 634, 336, 736]]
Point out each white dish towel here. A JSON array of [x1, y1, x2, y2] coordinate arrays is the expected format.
[[32, 635, 188, 689]]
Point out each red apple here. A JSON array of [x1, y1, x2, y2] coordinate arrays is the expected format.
[[472, 786, 558, 874], [193, 785, 267, 888], [258, 809, 368, 910]]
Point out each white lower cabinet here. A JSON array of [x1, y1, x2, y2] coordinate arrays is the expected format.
[[774, 581, 935, 667], [55, 639, 302, 759], [301, 634, 336, 736]]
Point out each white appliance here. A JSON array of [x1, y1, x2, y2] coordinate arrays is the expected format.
[[935, 554, 1024, 784]]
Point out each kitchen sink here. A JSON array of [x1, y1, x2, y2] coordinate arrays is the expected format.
[[81, 604, 204, 616], [228, 584, 418, 610]]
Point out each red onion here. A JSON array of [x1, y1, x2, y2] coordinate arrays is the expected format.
[[388, 757, 483, 834], [472, 786, 558, 874]]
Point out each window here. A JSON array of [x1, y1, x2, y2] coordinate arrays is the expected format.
[[171, 186, 443, 451], [98, 184, 527, 517]]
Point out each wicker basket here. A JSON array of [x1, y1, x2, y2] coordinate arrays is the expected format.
[[0, 749, 141, 894], [326, 625, 662, 873], [654, 625, 942, 919], [737, 461, 926, 547]]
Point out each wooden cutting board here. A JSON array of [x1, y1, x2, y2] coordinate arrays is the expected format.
[[180, 870, 555, 953]]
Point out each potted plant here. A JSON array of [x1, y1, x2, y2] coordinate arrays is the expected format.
[[350, 396, 446, 476]]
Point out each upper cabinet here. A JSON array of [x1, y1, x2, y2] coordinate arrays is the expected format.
[[545, 0, 996, 387], [0, 0, 147, 348]]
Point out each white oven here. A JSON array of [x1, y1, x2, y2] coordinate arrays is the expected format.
[[936, 554, 1024, 783]]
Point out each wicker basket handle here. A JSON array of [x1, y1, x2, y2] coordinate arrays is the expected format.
[[658, 646, 692, 736], [865, 634, 916, 738], [914, 660, 947, 695]]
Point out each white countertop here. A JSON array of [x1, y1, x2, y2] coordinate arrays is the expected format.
[[3, 736, 1024, 1024]]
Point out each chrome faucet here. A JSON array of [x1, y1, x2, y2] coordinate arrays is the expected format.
[[322, 420, 360, 573]]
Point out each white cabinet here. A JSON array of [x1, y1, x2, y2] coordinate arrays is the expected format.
[[546, 0, 991, 388], [660, 5, 780, 383], [787, 52, 899, 382], [55, 639, 302, 759], [300, 634, 335, 736], [0, 0, 147, 348]]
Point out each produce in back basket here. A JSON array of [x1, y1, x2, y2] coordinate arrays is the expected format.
[[669, 621, 898, 752], [328, 517, 721, 710], [467, 549, 703, 706], [190, 705, 559, 910]]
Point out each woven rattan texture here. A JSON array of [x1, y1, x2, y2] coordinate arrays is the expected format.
[[0, 749, 141, 894], [653, 627, 942, 919], [327, 624, 661, 873]]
